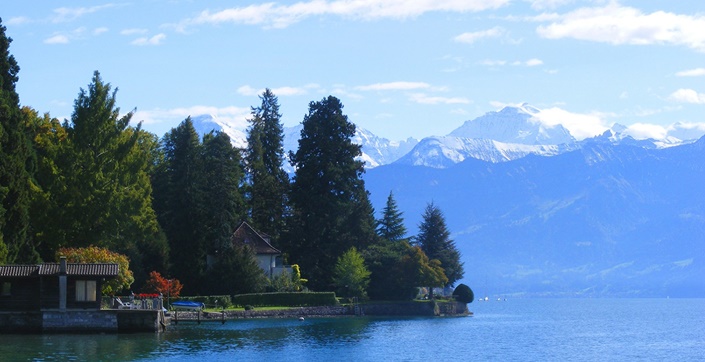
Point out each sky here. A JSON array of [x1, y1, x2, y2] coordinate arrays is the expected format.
[[4, 0, 705, 142]]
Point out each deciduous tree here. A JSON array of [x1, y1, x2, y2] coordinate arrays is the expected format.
[[58, 246, 134, 295], [332, 247, 371, 299]]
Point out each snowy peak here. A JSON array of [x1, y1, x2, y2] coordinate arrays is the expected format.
[[449, 104, 576, 146], [190, 114, 247, 149]]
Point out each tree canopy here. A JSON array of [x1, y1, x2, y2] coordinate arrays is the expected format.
[[58, 246, 134, 295], [245, 89, 289, 246], [416, 202, 464, 289], [286, 95, 378, 291]]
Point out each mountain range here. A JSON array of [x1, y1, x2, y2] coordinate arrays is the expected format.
[[184, 104, 704, 297]]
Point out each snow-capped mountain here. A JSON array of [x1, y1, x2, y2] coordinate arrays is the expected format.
[[364, 136, 705, 297], [449, 103, 575, 145], [190, 116, 417, 170]]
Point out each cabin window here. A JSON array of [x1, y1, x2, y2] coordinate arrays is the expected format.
[[75, 280, 97, 302], [1, 282, 10, 296]]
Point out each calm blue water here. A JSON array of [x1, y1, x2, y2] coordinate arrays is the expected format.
[[1, 299, 703, 361]]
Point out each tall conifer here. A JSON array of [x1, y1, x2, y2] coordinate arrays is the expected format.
[[0, 18, 35, 263], [416, 202, 464, 289], [245, 89, 289, 245], [287, 96, 377, 290]]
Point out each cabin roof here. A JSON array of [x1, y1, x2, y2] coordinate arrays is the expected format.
[[0, 263, 119, 278], [231, 221, 281, 255]]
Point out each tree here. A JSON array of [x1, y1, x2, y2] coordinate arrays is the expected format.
[[377, 191, 408, 242], [286, 95, 378, 290], [141, 271, 183, 298], [153, 118, 204, 293], [0, 18, 36, 264], [29, 72, 168, 287], [332, 247, 371, 299], [416, 202, 464, 292], [201, 131, 246, 255], [205, 243, 267, 295], [245, 89, 289, 245], [400, 246, 447, 297], [453, 283, 474, 304], [58, 246, 134, 295]]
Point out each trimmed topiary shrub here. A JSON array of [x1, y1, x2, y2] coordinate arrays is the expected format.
[[452, 284, 474, 304]]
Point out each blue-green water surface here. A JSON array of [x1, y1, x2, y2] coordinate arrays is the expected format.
[[1, 299, 703, 361]]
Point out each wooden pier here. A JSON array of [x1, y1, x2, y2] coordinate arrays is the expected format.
[[171, 310, 226, 325]]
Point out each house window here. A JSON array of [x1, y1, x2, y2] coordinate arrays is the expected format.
[[1, 282, 10, 296], [75, 280, 97, 302]]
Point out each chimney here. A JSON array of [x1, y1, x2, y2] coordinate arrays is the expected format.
[[59, 256, 67, 311]]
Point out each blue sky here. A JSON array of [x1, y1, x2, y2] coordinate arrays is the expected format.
[[4, 0, 705, 141]]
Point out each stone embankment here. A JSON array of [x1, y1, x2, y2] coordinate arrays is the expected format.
[[169, 301, 469, 321]]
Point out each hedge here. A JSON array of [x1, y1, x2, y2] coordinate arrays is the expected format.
[[171, 295, 232, 308], [232, 292, 339, 307]]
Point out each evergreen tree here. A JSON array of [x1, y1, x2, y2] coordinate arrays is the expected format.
[[153, 118, 204, 293], [416, 202, 464, 291], [287, 95, 377, 290], [201, 131, 246, 254], [205, 242, 267, 295], [245, 89, 289, 245], [28, 72, 168, 286], [377, 191, 408, 242], [0, 19, 36, 263]]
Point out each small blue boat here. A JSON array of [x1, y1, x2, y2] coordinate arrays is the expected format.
[[171, 301, 205, 311]]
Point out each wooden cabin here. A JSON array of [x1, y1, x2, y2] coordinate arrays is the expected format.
[[0, 257, 118, 312]]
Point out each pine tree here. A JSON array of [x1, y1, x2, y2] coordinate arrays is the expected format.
[[153, 118, 204, 293], [245, 89, 289, 245], [287, 95, 377, 290], [29, 72, 168, 285], [0, 18, 36, 263], [201, 131, 246, 254], [416, 202, 464, 291], [377, 191, 408, 242]]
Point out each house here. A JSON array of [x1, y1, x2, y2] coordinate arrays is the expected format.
[[230, 221, 292, 278], [0, 256, 118, 312]]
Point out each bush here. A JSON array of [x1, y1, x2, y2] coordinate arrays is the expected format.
[[173, 295, 232, 309], [452, 284, 474, 304], [232, 292, 339, 307]]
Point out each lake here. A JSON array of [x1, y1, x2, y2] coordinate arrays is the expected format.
[[1, 299, 703, 361]]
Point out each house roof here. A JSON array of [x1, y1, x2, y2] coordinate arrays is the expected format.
[[40, 263, 119, 277], [0, 263, 119, 278], [0, 265, 39, 277], [231, 221, 281, 255]]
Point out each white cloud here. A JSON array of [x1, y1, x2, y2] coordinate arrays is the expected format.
[[121, 28, 149, 36], [237, 85, 310, 97], [94, 27, 109, 35], [668, 89, 705, 104], [52, 4, 118, 23], [533, 107, 610, 140], [7, 17, 31, 26], [44, 34, 70, 44], [480, 58, 543, 67], [181, 0, 509, 29], [131, 33, 166, 46], [134, 106, 251, 128], [409, 93, 470, 105], [676, 68, 705, 77], [536, 3, 705, 52], [525, 58, 544, 66], [356, 82, 431, 91], [622, 123, 668, 140], [528, 0, 573, 10], [454, 27, 505, 44]]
